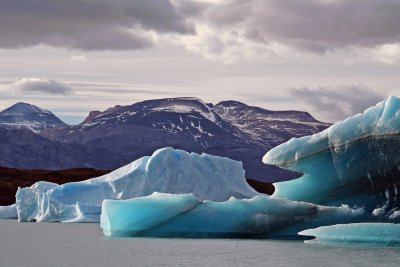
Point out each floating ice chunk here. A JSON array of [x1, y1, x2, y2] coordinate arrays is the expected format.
[[0, 204, 17, 219], [299, 223, 400, 247], [13, 148, 259, 222], [101, 193, 365, 238], [263, 96, 400, 213], [101, 193, 200, 237]]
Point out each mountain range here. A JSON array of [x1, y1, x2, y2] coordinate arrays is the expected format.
[[0, 98, 330, 182]]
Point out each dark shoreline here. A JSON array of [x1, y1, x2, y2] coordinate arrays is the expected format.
[[0, 167, 111, 205]]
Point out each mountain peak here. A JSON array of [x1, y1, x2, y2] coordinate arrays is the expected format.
[[0, 102, 66, 133], [82, 110, 102, 123], [215, 100, 248, 108], [0, 102, 50, 116]]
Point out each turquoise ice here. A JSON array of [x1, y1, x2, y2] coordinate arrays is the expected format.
[[299, 223, 400, 247], [264, 96, 400, 221], [101, 192, 365, 238]]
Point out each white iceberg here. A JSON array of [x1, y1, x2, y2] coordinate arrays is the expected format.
[[263, 96, 400, 220], [101, 192, 365, 238], [16, 181, 58, 221], [299, 223, 400, 247], [8, 147, 259, 222]]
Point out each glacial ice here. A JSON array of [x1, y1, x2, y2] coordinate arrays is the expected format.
[[101, 192, 366, 238], [299, 223, 400, 247], [0, 204, 17, 219], [10, 147, 259, 222], [16, 181, 58, 222], [263, 96, 400, 220]]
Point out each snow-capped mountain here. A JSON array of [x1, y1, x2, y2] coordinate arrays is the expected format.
[[0, 102, 66, 133], [42, 97, 329, 182], [213, 100, 331, 150], [46, 97, 246, 148]]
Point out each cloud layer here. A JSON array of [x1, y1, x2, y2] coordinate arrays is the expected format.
[[12, 77, 73, 95], [196, 0, 400, 53], [1, 0, 400, 58], [291, 85, 385, 122], [0, 0, 193, 50]]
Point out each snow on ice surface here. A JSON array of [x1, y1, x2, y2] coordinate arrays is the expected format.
[[299, 223, 400, 247], [263, 96, 400, 216], [9, 148, 259, 222], [101, 193, 365, 238]]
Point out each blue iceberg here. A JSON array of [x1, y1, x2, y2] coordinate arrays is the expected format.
[[7, 147, 259, 222], [263, 96, 400, 221], [101, 192, 365, 238], [0, 204, 17, 219], [299, 223, 400, 247]]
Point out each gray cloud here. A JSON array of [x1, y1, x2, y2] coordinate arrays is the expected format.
[[2, 0, 400, 54], [12, 77, 73, 95], [195, 0, 400, 53], [0, 0, 193, 50], [290, 85, 385, 122]]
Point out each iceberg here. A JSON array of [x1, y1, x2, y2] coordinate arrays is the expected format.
[[101, 192, 365, 238], [263, 96, 400, 220], [299, 223, 400, 247], [0, 204, 17, 219], [16, 181, 58, 221], [10, 147, 259, 222]]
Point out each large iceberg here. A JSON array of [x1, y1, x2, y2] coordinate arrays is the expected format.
[[299, 223, 400, 247], [263, 96, 400, 220], [101, 192, 365, 238], [8, 147, 259, 222]]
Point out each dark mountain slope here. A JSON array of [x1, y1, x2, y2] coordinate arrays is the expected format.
[[0, 128, 115, 170]]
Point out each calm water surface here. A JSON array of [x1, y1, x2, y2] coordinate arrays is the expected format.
[[0, 220, 399, 267]]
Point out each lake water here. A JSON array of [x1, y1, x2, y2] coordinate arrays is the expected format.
[[0, 220, 399, 267]]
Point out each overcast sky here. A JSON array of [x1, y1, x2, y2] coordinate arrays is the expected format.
[[1, 0, 400, 124]]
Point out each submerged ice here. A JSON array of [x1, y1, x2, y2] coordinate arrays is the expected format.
[[9, 148, 259, 222], [264, 96, 400, 221], [299, 223, 400, 247]]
